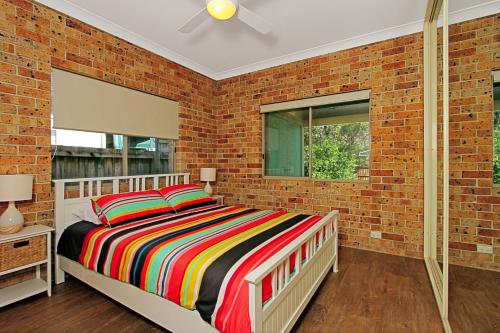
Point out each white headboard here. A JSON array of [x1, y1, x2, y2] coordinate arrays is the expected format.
[[52, 173, 190, 284], [53, 173, 189, 240]]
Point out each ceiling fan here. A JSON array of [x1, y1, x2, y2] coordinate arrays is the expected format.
[[178, 0, 271, 34]]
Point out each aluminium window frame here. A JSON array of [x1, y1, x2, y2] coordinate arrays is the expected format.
[[123, 136, 176, 176], [51, 130, 176, 179], [261, 90, 372, 182]]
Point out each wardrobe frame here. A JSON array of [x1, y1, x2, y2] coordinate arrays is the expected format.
[[423, 0, 451, 331]]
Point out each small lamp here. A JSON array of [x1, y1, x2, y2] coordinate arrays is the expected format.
[[200, 168, 216, 196], [0, 175, 33, 234]]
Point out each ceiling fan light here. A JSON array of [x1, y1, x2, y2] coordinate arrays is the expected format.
[[207, 0, 237, 20]]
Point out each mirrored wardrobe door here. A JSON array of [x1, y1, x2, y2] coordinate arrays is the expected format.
[[447, 70, 500, 333], [424, 0, 450, 331]]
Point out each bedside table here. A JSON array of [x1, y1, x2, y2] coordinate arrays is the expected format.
[[0, 225, 54, 307], [211, 195, 225, 205]]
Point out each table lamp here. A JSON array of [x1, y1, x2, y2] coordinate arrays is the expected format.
[[0, 175, 33, 234], [200, 168, 216, 196]]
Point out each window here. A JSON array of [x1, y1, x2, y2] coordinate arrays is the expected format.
[[127, 136, 175, 176], [263, 91, 370, 181], [50, 69, 179, 180], [51, 126, 175, 180], [265, 108, 309, 177], [310, 101, 370, 180], [494, 71, 500, 184]]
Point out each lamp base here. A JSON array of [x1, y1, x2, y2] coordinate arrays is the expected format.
[[204, 182, 213, 196], [0, 202, 24, 234]]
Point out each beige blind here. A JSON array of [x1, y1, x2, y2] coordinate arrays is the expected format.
[[260, 89, 371, 113], [52, 68, 179, 140], [494, 70, 500, 83]]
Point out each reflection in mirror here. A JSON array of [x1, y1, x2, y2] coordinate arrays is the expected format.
[[447, 72, 500, 332], [494, 78, 500, 184]]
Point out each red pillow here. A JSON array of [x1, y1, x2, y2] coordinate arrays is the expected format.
[[159, 184, 216, 213], [91, 190, 173, 227]]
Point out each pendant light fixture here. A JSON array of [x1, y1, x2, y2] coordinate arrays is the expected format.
[[206, 0, 238, 20]]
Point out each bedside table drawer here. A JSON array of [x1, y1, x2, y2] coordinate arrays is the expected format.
[[0, 235, 47, 272]]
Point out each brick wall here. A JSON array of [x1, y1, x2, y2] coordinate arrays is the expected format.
[[0, 0, 498, 271], [0, 0, 216, 230], [215, 14, 500, 271], [447, 16, 499, 270]]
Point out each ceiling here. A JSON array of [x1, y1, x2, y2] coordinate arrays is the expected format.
[[37, 0, 499, 80]]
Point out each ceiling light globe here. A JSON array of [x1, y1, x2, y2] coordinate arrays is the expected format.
[[207, 0, 237, 20]]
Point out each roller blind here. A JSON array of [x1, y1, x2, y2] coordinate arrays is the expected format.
[[494, 70, 500, 83], [260, 89, 371, 113], [52, 68, 179, 140]]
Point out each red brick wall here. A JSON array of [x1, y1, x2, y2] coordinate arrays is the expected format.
[[215, 14, 500, 271], [447, 16, 499, 270], [0, 0, 498, 271], [0, 0, 216, 229]]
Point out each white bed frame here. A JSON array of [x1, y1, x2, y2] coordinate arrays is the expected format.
[[53, 173, 338, 333]]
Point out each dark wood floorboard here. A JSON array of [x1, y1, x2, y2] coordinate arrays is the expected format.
[[0, 277, 164, 333], [0, 248, 448, 333], [293, 247, 443, 333], [449, 264, 500, 333]]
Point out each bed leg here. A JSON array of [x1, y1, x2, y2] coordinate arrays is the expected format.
[[332, 218, 339, 273], [55, 255, 65, 284], [333, 253, 339, 273]]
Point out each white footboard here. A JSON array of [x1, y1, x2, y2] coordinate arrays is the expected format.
[[245, 211, 339, 333]]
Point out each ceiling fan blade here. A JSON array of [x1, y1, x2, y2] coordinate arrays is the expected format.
[[178, 8, 210, 33], [237, 4, 271, 34]]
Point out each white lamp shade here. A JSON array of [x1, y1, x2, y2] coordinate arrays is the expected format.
[[0, 175, 33, 202], [200, 168, 216, 182]]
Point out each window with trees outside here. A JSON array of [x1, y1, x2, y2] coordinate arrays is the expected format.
[[263, 91, 370, 181], [51, 125, 175, 180], [493, 71, 500, 184]]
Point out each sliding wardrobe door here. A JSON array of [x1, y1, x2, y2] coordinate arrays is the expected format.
[[424, 0, 450, 331]]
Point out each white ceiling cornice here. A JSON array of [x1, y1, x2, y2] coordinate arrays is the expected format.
[[37, 0, 219, 79], [36, 0, 500, 81], [216, 1, 500, 80]]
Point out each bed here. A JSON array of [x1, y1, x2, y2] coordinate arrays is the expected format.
[[53, 173, 338, 333]]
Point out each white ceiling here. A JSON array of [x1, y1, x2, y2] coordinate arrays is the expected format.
[[37, 0, 500, 80]]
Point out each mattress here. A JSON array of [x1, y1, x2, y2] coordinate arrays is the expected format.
[[57, 203, 323, 333]]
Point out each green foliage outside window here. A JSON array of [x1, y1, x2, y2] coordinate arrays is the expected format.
[[264, 98, 371, 180], [304, 122, 370, 180]]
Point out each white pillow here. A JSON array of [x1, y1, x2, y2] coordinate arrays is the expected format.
[[73, 204, 102, 225]]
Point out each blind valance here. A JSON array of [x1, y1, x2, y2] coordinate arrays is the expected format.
[[52, 68, 179, 140]]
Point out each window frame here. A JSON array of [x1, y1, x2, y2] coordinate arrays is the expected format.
[[261, 90, 372, 182], [51, 128, 176, 180], [125, 135, 176, 176]]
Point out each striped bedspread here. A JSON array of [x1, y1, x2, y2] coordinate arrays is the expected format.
[[78, 204, 323, 333]]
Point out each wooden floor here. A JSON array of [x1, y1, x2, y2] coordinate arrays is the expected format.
[[0, 247, 451, 333], [449, 264, 500, 333], [293, 247, 443, 333]]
